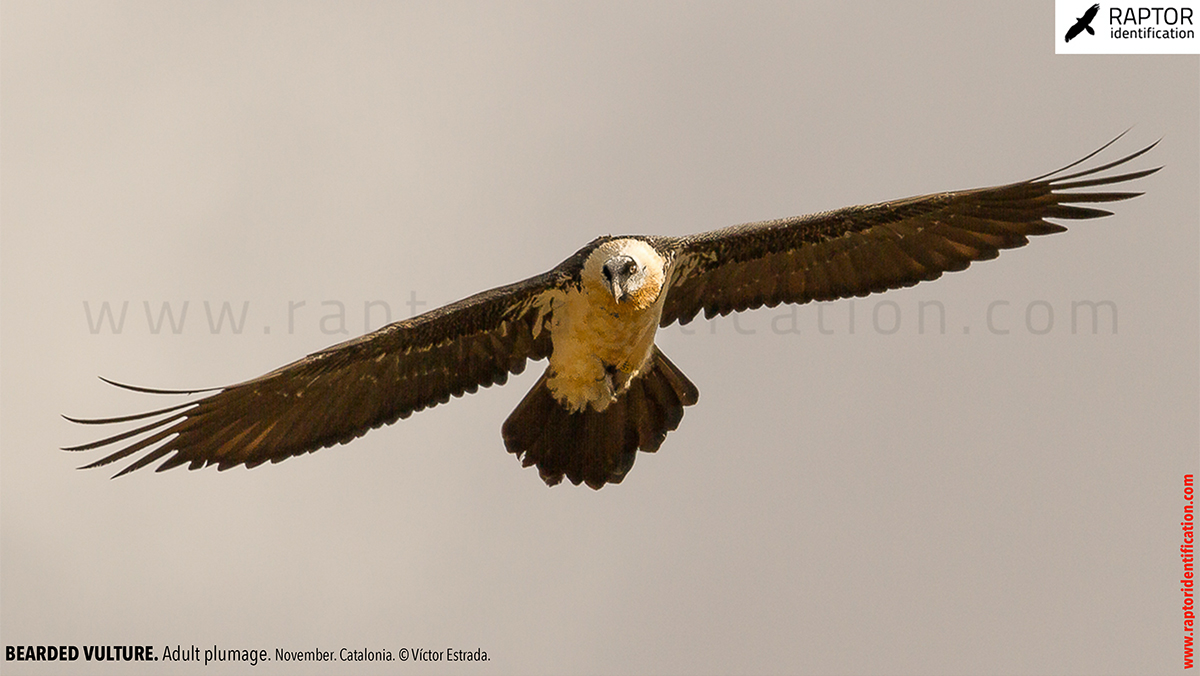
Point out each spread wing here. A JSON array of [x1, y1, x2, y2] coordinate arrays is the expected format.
[[65, 268, 574, 477], [660, 136, 1159, 326]]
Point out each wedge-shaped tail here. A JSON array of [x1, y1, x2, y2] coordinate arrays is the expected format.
[[502, 347, 699, 489]]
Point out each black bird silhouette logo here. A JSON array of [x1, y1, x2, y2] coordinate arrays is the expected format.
[[1066, 3, 1101, 42]]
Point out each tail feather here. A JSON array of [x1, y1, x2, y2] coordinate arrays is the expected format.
[[627, 385, 658, 452], [501, 347, 699, 489]]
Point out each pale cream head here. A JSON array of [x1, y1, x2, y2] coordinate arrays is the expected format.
[[582, 239, 667, 311]]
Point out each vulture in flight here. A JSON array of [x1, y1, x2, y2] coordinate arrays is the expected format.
[[65, 136, 1159, 489]]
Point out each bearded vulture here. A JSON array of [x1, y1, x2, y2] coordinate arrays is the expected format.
[[65, 136, 1159, 489]]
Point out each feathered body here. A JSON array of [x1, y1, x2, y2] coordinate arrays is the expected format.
[[66, 136, 1159, 488]]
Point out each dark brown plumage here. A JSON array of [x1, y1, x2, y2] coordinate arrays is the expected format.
[[502, 347, 698, 488], [64, 135, 1159, 488], [658, 137, 1158, 325]]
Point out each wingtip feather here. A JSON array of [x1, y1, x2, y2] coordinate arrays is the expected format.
[[98, 375, 221, 395]]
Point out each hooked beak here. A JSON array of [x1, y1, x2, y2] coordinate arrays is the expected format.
[[603, 255, 636, 304]]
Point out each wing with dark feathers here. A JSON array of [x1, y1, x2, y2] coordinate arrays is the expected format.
[[64, 261, 583, 477], [659, 135, 1159, 326]]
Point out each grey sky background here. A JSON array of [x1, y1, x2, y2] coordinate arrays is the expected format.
[[2, 2, 1197, 675]]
